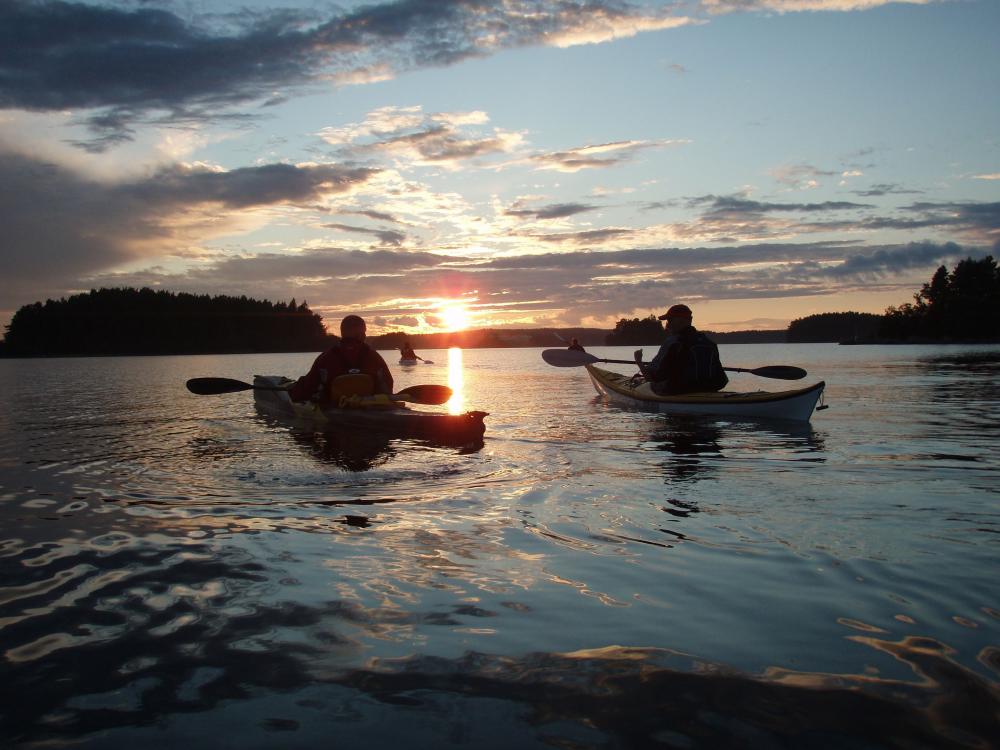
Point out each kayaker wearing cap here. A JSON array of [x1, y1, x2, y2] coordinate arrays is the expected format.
[[634, 304, 728, 395], [400, 341, 418, 360], [567, 338, 586, 352], [288, 315, 393, 403]]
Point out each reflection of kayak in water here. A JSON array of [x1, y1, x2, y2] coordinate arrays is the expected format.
[[586, 365, 825, 422], [253, 375, 486, 443], [399, 358, 434, 365]]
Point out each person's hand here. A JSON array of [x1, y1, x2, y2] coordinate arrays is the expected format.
[[633, 349, 643, 363]]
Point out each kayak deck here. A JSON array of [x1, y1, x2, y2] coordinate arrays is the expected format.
[[586, 365, 825, 422], [253, 375, 487, 444]]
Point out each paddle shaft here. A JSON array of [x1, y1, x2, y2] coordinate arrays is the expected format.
[[185, 377, 452, 403], [539, 350, 806, 380]]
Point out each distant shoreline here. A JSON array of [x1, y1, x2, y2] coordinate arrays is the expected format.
[[4, 340, 1000, 359]]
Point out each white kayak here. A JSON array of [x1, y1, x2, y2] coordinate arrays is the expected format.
[[586, 365, 826, 422]]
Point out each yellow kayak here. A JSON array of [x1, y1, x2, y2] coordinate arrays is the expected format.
[[253, 375, 487, 444]]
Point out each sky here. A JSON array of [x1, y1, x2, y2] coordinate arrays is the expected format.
[[1, 0, 998, 335]]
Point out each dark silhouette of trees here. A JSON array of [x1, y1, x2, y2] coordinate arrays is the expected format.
[[880, 256, 1000, 341], [2, 288, 330, 356], [605, 316, 667, 345], [787, 312, 883, 343]]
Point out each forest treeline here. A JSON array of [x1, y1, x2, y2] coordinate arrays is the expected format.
[[879, 255, 999, 341], [604, 317, 785, 345], [0, 288, 329, 356], [608, 256, 999, 345]]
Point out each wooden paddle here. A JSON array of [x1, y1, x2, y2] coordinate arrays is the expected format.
[[540, 349, 807, 380], [185, 377, 453, 404]]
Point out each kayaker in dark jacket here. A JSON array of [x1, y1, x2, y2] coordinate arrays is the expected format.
[[399, 341, 418, 360], [288, 315, 393, 403], [635, 304, 728, 395], [567, 338, 585, 352]]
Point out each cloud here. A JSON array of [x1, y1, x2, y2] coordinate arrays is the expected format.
[[793, 201, 1000, 245], [504, 201, 600, 220], [528, 139, 687, 173], [972, 173, 1000, 181], [852, 183, 924, 197], [320, 106, 524, 168], [700, 0, 935, 13], [323, 223, 406, 246], [0, 0, 693, 150], [0, 148, 379, 310], [688, 195, 873, 214], [520, 228, 638, 245], [821, 241, 968, 278], [768, 163, 837, 190]]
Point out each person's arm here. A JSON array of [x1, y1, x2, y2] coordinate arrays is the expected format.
[[371, 351, 394, 394], [634, 349, 653, 380], [288, 352, 327, 402]]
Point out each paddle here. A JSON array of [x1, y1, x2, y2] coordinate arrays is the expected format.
[[540, 349, 807, 380], [185, 378, 453, 404]]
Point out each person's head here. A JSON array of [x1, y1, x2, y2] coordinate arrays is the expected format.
[[571, 338, 580, 345], [658, 304, 693, 333], [340, 314, 367, 341]]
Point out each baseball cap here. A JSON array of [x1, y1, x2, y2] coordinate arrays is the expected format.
[[657, 304, 692, 320]]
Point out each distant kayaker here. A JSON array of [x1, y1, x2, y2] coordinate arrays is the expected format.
[[634, 304, 728, 394], [567, 338, 586, 352], [288, 315, 394, 402], [400, 341, 418, 360]]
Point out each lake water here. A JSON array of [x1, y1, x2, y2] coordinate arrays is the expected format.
[[1, 344, 998, 749]]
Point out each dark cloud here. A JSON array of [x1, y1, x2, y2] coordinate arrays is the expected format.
[[802, 201, 1000, 244], [689, 195, 874, 214], [504, 202, 599, 220], [524, 228, 638, 245], [0, 148, 379, 311], [0, 0, 681, 149], [822, 241, 970, 278], [350, 209, 402, 223], [324, 223, 406, 246], [123, 163, 380, 209], [853, 183, 925, 197]]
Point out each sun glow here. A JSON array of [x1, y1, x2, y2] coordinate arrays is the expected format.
[[439, 302, 472, 331], [447, 347, 464, 415]]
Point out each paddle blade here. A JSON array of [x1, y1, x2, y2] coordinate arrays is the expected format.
[[750, 365, 808, 380], [394, 384, 453, 405], [185, 377, 254, 395], [541, 348, 599, 367]]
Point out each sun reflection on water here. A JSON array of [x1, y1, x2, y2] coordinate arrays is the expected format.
[[447, 347, 464, 415]]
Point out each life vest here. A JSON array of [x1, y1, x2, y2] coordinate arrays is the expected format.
[[328, 373, 375, 400], [656, 328, 728, 394]]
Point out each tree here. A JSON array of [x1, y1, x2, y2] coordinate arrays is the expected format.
[[878, 255, 1000, 341], [605, 316, 667, 345]]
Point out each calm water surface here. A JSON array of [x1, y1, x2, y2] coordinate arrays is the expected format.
[[1, 344, 998, 748]]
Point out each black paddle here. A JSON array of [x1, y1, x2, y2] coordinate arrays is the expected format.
[[540, 349, 807, 380], [185, 377, 453, 404]]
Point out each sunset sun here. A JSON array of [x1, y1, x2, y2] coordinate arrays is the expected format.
[[440, 302, 471, 331]]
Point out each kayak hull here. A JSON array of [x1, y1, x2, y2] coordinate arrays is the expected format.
[[253, 375, 486, 444], [586, 365, 825, 422], [399, 358, 418, 365]]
